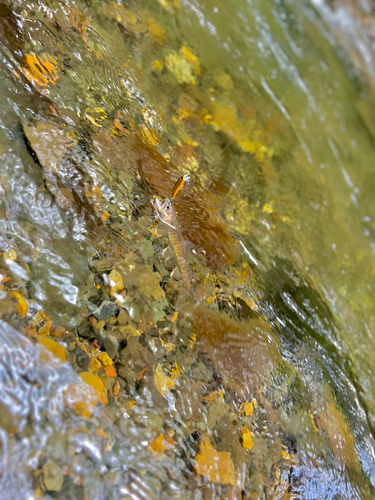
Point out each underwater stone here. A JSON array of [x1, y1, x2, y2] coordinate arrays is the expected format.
[[42, 459, 63, 492], [92, 300, 119, 321]]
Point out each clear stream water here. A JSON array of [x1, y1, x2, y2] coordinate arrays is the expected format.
[[1, 0, 375, 498]]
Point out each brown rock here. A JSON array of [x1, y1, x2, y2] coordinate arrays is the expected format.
[[191, 307, 280, 401]]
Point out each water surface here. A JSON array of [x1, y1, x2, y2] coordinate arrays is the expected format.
[[1, 0, 375, 498]]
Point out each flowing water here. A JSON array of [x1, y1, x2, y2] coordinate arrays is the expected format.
[[1, 0, 375, 498]]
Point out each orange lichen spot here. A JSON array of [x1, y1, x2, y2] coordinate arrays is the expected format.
[[37, 337, 67, 363], [128, 400, 136, 410], [204, 388, 225, 403], [169, 311, 178, 323], [101, 210, 110, 223], [80, 372, 108, 405], [206, 295, 216, 305], [113, 379, 120, 396], [170, 362, 181, 377], [113, 119, 130, 134], [138, 366, 150, 380], [195, 437, 235, 486], [10, 291, 28, 317], [88, 357, 101, 373], [281, 450, 292, 461], [49, 105, 58, 116], [241, 427, 254, 450], [240, 399, 257, 416], [105, 365, 116, 378], [147, 433, 173, 459], [20, 53, 60, 90]]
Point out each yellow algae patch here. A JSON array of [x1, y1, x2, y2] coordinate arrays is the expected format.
[[142, 125, 159, 146], [195, 437, 235, 486], [180, 45, 201, 75], [241, 427, 254, 450], [10, 291, 28, 317], [37, 337, 67, 363], [165, 51, 196, 85], [98, 352, 113, 366], [214, 70, 234, 91], [144, 15, 166, 44], [101, 210, 110, 223], [157, 0, 180, 13], [20, 53, 60, 90], [212, 101, 272, 162], [80, 372, 108, 405], [240, 398, 257, 416], [154, 364, 175, 396], [3, 248, 17, 261], [84, 107, 107, 128], [262, 202, 274, 214], [88, 357, 101, 373], [151, 59, 164, 72]]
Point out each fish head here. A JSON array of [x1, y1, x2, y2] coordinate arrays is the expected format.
[[152, 197, 176, 226]]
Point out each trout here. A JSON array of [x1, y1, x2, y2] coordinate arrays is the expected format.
[[151, 197, 190, 292]]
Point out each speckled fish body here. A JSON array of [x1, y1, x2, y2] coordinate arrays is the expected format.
[[152, 197, 190, 292]]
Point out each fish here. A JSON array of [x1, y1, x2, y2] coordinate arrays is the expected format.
[[151, 197, 191, 292]]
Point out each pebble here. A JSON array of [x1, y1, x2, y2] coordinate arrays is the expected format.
[[42, 459, 63, 492], [103, 336, 118, 359], [75, 347, 91, 371], [93, 300, 119, 321]]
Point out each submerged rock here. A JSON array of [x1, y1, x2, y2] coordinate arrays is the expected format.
[[92, 300, 119, 321], [191, 306, 281, 401], [42, 459, 63, 492]]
